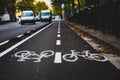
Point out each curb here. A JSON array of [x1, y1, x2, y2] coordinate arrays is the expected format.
[[65, 20, 120, 56]]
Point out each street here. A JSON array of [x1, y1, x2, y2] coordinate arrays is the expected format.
[[0, 22, 49, 43], [0, 20, 120, 80]]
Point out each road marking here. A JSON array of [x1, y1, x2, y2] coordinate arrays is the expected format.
[[17, 34, 23, 38], [14, 50, 55, 62], [0, 40, 9, 46], [27, 31, 31, 33], [57, 34, 61, 37], [54, 52, 62, 63], [57, 31, 60, 34], [0, 22, 55, 58], [58, 28, 60, 31], [58, 21, 61, 30], [58, 20, 60, 28], [56, 40, 61, 45]]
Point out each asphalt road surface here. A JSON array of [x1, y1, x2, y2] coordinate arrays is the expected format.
[[0, 22, 49, 43], [0, 20, 120, 80]]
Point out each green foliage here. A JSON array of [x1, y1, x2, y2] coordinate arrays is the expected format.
[[0, 0, 6, 15], [51, 0, 66, 15], [0, 0, 16, 15], [34, 1, 49, 14], [80, 0, 86, 8], [51, 0, 87, 15], [16, 0, 35, 11], [16, 0, 49, 14]]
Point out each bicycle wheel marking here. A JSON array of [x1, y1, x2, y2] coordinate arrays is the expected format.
[[63, 54, 78, 62]]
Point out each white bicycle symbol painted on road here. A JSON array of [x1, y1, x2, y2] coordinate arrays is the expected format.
[[14, 50, 108, 63], [14, 50, 54, 62], [63, 50, 107, 62]]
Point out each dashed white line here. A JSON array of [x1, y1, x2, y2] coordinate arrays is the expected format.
[[58, 20, 60, 28], [57, 34, 61, 37], [0, 40, 9, 46], [57, 31, 60, 34], [17, 34, 23, 38], [58, 28, 60, 31], [56, 40, 61, 45], [27, 31, 31, 33], [54, 52, 62, 63]]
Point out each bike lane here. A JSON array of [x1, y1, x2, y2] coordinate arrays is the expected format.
[[0, 21, 119, 80]]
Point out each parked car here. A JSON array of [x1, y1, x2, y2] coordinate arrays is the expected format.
[[19, 10, 35, 25], [1, 13, 10, 21]]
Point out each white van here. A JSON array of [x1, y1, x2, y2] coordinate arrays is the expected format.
[[19, 10, 35, 25], [40, 10, 52, 22]]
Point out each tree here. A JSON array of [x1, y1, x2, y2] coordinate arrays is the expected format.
[[51, 0, 67, 15], [0, 0, 7, 15], [16, 0, 35, 11], [34, 1, 49, 14], [0, 0, 16, 15], [16, 0, 49, 15], [0, 0, 16, 21]]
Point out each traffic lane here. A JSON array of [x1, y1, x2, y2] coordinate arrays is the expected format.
[[0, 22, 48, 32], [0, 22, 49, 42], [0, 21, 58, 80], [0, 22, 24, 31], [0, 22, 45, 31], [59, 21, 120, 79], [60, 21, 96, 51], [0, 22, 19, 31], [0, 21, 120, 80]]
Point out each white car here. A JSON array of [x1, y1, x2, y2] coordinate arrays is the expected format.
[[19, 10, 35, 25], [1, 13, 10, 21]]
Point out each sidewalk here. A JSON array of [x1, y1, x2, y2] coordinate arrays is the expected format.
[[65, 20, 120, 70]]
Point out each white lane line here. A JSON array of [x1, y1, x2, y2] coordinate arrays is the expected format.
[[0, 22, 55, 58], [54, 52, 62, 63], [58, 28, 60, 31], [17, 34, 23, 38], [27, 31, 31, 33], [58, 20, 60, 28], [56, 40, 61, 45], [57, 31, 60, 34], [57, 34, 61, 37], [0, 40, 9, 46], [57, 20, 61, 30]]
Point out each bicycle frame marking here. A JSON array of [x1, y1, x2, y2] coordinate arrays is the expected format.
[[14, 50, 54, 62], [63, 50, 108, 62]]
